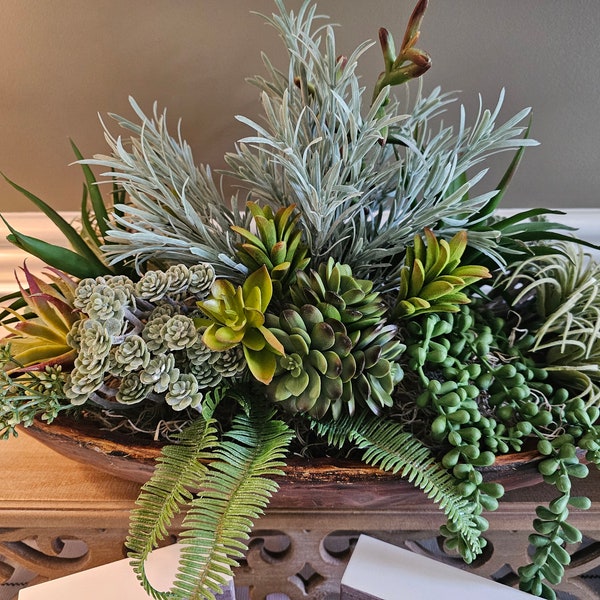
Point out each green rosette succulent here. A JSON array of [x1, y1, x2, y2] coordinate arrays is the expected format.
[[231, 202, 310, 299], [196, 265, 284, 384], [266, 259, 405, 419], [392, 228, 491, 319], [265, 304, 354, 419], [290, 257, 387, 331]]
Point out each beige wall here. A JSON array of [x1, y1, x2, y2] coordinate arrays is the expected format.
[[1, 0, 599, 213]]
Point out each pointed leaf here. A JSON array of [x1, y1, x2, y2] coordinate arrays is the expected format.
[[420, 280, 455, 301], [1, 172, 107, 271], [243, 265, 273, 312], [70, 140, 109, 238], [3, 219, 107, 279], [244, 346, 277, 384], [258, 325, 285, 355], [80, 184, 103, 249], [408, 259, 425, 298]]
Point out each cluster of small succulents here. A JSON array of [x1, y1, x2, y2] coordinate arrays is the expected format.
[[62, 263, 248, 412]]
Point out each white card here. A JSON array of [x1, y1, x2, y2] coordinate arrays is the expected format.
[[18, 543, 234, 599], [341, 535, 532, 600]]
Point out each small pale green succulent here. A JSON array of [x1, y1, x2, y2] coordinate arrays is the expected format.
[[392, 229, 491, 318], [197, 265, 284, 384], [231, 202, 310, 298]]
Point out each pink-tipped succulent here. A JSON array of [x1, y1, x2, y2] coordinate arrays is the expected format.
[[1, 264, 81, 373]]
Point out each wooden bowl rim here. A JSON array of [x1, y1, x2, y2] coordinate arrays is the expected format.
[[24, 414, 542, 483]]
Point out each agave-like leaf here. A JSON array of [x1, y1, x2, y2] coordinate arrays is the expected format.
[[1, 265, 81, 373]]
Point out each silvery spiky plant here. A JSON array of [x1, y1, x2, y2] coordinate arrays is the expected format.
[[83, 0, 540, 287], [1, 2, 600, 600], [85, 100, 248, 278]]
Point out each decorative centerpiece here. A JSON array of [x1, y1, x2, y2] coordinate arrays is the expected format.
[[1, 1, 599, 599]]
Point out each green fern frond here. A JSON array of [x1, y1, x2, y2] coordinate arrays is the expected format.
[[312, 411, 485, 561], [127, 415, 219, 599], [172, 403, 294, 600]]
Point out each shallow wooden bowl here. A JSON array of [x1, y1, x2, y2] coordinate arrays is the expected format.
[[22, 416, 544, 510]]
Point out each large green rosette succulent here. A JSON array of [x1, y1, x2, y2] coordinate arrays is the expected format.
[[266, 259, 405, 419]]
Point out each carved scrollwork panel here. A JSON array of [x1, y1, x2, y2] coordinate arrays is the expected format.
[[3, 523, 598, 599], [233, 526, 600, 600], [0, 527, 130, 599]]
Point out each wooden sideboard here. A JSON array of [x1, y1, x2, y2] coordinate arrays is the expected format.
[[1, 432, 599, 600]]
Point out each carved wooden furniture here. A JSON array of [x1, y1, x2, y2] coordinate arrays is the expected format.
[[1, 433, 599, 600]]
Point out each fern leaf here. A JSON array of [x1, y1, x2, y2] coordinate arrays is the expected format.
[[171, 403, 294, 600], [127, 416, 219, 599], [312, 412, 485, 561]]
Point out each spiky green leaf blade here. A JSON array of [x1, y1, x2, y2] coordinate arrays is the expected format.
[[494, 209, 569, 232], [472, 119, 531, 221], [1, 173, 109, 273], [80, 184, 103, 249], [2, 218, 109, 279], [0, 292, 27, 324], [70, 139, 110, 239]]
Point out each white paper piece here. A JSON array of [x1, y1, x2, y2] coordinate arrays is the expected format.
[[18, 543, 234, 599], [341, 535, 532, 600]]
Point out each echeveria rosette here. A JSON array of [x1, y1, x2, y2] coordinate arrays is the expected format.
[[1, 265, 82, 373], [392, 229, 491, 319], [349, 322, 405, 416], [290, 258, 387, 332], [265, 305, 356, 419], [196, 265, 284, 384], [266, 259, 406, 419]]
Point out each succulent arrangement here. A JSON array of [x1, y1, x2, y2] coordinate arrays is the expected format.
[[2, 1, 600, 599]]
